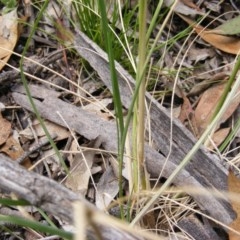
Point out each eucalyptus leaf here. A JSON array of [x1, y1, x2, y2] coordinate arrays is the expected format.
[[211, 15, 240, 35]]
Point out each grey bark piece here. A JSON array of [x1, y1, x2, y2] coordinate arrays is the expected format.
[[12, 88, 234, 225], [12, 90, 118, 151], [0, 153, 80, 222], [12, 83, 61, 99], [0, 154, 147, 240], [0, 51, 63, 84], [178, 216, 223, 240]]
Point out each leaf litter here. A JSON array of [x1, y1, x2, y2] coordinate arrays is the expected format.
[[65, 137, 102, 196], [193, 82, 240, 137], [0, 113, 11, 145], [179, 14, 240, 54]]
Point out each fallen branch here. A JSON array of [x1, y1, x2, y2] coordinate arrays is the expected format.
[[0, 153, 163, 240]]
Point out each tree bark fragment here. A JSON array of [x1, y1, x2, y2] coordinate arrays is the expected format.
[[0, 154, 148, 240]]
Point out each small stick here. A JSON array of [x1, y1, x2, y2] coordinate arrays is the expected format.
[[16, 133, 58, 164]]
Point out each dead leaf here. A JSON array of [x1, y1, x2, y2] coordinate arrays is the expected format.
[[178, 90, 193, 123], [0, 135, 31, 168], [0, 114, 11, 145], [179, 14, 240, 54], [19, 119, 69, 141], [0, 9, 18, 71], [187, 80, 213, 97], [187, 72, 228, 97], [228, 171, 240, 239], [95, 165, 119, 210], [206, 127, 230, 150], [165, 0, 202, 16], [193, 83, 240, 136], [42, 148, 61, 174], [195, 27, 240, 55], [210, 15, 240, 36], [65, 137, 101, 196], [204, 1, 220, 12], [188, 46, 214, 64]]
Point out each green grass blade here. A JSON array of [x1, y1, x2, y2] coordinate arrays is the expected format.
[[146, 0, 164, 40], [98, 0, 125, 218], [0, 215, 73, 239], [219, 116, 240, 152], [0, 198, 29, 206], [37, 208, 57, 228]]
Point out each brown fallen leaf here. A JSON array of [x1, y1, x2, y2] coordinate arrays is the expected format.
[[0, 9, 18, 71], [228, 171, 240, 240], [193, 83, 240, 136], [178, 89, 193, 123], [0, 114, 11, 145], [179, 14, 240, 54], [195, 26, 240, 55], [187, 72, 229, 97], [206, 127, 230, 150], [0, 135, 31, 168]]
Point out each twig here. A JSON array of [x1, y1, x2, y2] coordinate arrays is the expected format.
[[0, 51, 63, 85], [16, 134, 58, 164]]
